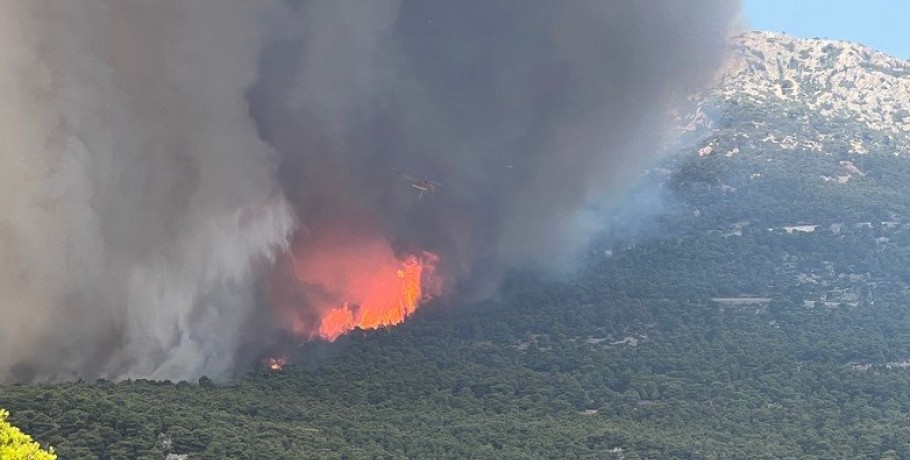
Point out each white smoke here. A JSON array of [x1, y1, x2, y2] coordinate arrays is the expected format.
[[0, 1, 295, 381]]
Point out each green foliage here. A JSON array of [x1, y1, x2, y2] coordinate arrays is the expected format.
[[7, 216, 910, 459], [5, 83, 910, 459]]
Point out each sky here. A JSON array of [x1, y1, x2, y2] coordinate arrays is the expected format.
[[744, 0, 910, 60]]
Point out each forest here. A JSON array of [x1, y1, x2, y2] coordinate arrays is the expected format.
[[6, 102, 910, 459], [6, 176, 910, 459]]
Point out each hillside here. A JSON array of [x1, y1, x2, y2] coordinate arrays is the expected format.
[[6, 33, 910, 460], [686, 31, 910, 138], [674, 32, 910, 229]]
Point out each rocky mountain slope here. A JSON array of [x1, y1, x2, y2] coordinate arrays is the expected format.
[[721, 31, 910, 133], [669, 32, 910, 232], [656, 32, 910, 321], [683, 31, 910, 157]]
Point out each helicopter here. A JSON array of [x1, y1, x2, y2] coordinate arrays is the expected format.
[[398, 171, 441, 199]]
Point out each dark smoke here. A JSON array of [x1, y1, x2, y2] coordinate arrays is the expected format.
[[250, 0, 740, 283], [0, 0, 739, 381]]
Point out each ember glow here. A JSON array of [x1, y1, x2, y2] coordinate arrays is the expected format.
[[264, 357, 286, 371], [269, 227, 442, 342]]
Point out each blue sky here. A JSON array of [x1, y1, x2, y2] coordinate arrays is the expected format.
[[743, 0, 910, 60]]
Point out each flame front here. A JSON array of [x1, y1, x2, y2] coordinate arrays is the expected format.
[[269, 227, 442, 342], [265, 356, 286, 371], [315, 254, 435, 341]]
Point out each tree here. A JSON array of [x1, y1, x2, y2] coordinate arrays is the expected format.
[[0, 408, 57, 459]]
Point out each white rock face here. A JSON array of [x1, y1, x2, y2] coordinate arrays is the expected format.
[[717, 32, 910, 134]]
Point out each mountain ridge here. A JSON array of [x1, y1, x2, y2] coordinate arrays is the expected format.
[[721, 31, 910, 134], [680, 31, 910, 163]]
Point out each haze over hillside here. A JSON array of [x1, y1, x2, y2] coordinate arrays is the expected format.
[[10, 31, 910, 460], [0, 0, 736, 383]]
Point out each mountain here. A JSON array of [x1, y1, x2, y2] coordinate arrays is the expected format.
[[686, 31, 910, 138], [716, 32, 909, 133], [7, 33, 910, 460], [673, 31, 910, 230]]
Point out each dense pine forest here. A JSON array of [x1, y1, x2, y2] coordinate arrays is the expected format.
[[7, 146, 910, 458], [6, 31, 910, 459]]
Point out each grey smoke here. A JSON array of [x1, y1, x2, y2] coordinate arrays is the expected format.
[[0, 1, 295, 381], [0, 0, 738, 381], [251, 0, 740, 285]]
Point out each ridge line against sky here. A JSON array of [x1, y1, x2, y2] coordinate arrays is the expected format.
[[744, 0, 909, 60]]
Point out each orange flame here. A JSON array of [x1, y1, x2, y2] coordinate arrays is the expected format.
[[269, 226, 442, 342], [264, 356, 286, 371]]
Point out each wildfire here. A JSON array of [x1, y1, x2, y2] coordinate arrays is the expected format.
[[313, 253, 438, 340], [269, 226, 442, 342], [264, 356, 286, 371]]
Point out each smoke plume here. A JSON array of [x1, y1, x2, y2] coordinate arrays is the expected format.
[[0, 1, 295, 381], [0, 0, 738, 381]]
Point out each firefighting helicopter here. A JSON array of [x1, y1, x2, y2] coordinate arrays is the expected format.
[[398, 171, 441, 199]]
